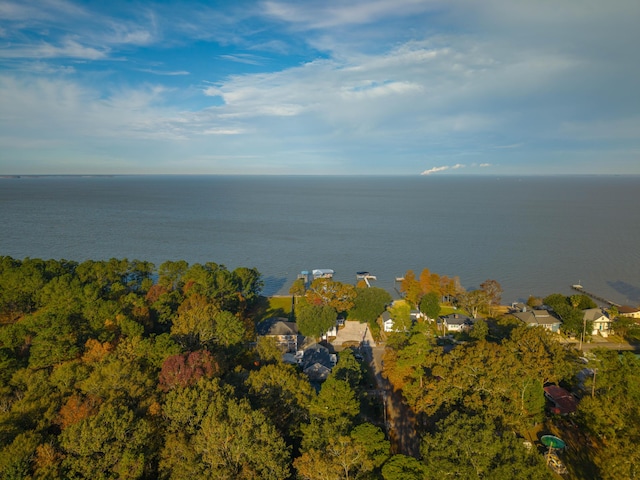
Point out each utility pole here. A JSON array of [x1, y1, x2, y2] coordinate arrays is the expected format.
[[579, 315, 587, 351], [591, 368, 597, 398]]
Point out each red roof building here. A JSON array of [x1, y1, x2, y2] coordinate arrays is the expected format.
[[543, 385, 578, 415]]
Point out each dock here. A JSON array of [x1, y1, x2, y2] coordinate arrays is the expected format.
[[570, 284, 620, 308]]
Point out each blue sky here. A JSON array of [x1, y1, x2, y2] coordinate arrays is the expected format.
[[1, 0, 639, 175]]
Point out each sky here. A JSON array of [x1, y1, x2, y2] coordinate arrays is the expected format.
[[1, 0, 639, 176]]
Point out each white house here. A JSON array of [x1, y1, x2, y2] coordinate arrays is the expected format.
[[618, 306, 640, 319], [440, 313, 474, 332], [381, 311, 396, 332], [583, 308, 613, 337]]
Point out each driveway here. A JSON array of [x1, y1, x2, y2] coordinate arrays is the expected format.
[[331, 320, 376, 348]]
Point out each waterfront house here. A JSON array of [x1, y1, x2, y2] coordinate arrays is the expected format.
[[256, 318, 303, 353], [618, 305, 640, 319], [440, 313, 474, 332], [582, 308, 613, 337], [512, 309, 562, 333], [381, 310, 414, 333]]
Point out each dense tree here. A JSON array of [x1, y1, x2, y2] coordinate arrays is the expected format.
[[295, 300, 337, 339], [296, 423, 389, 480], [418, 268, 434, 295], [576, 350, 640, 479], [381, 454, 427, 480], [25, 311, 85, 369], [195, 396, 290, 480], [302, 377, 360, 452], [0, 257, 635, 478], [232, 266, 263, 308], [330, 349, 363, 389], [383, 322, 434, 394], [469, 318, 489, 341], [213, 310, 245, 347], [0, 257, 47, 322], [246, 363, 315, 440], [419, 291, 440, 320], [421, 412, 549, 479], [543, 293, 591, 337], [171, 294, 217, 347], [348, 287, 392, 323], [60, 403, 153, 479]]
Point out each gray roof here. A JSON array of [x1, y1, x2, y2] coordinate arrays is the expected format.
[[583, 308, 609, 322], [256, 318, 299, 336], [513, 309, 561, 326], [300, 343, 332, 370], [303, 363, 331, 382], [441, 313, 474, 325]]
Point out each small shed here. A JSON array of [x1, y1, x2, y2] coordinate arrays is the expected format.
[[543, 385, 577, 415]]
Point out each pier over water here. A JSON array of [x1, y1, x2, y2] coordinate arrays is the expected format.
[[571, 284, 620, 308]]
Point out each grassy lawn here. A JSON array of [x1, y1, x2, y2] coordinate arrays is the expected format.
[[251, 295, 294, 323], [439, 305, 470, 316]]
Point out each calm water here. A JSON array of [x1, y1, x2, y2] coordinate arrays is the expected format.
[[1, 175, 639, 306]]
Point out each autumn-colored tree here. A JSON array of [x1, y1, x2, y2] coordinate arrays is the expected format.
[[440, 275, 462, 303], [400, 270, 422, 306], [418, 268, 432, 294], [57, 394, 101, 430], [305, 279, 356, 313], [158, 350, 220, 391]]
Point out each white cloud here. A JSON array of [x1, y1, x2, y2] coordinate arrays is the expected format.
[[421, 166, 450, 175], [1, 0, 639, 174], [0, 39, 107, 60]]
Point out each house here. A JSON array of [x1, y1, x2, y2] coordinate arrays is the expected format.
[[381, 311, 396, 332], [440, 313, 474, 332], [512, 309, 562, 332], [510, 302, 528, 313], [583, 308, 613, 337], [298, 343, 336, 383], [618, 305, 640, 319], [543, 385, 577, 415], [321, 323, 338, 340], [256, 317, 303, 353], [381, 310, 413, 333]]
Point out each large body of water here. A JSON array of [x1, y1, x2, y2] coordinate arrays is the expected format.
[[1, 175, 639, 306]]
